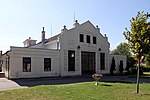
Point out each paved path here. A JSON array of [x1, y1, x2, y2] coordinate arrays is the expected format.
[[0, 78, 27, 91], [0, 75, 150, 91]]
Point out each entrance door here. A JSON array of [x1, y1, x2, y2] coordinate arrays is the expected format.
[[81, 51, 95, 74]]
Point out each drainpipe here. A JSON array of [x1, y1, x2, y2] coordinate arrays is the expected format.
[[59, 50, 61, 77], [6, 52, 10, 79]]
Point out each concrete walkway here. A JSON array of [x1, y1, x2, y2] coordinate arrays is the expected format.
[[0, 78, 27, 91], [0, 75, 150, 91]]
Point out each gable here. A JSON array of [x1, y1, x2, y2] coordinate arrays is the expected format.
[[80, 20, 97, 33], [81, 20, 96, 28]]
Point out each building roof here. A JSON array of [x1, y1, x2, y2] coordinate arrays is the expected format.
[[45, 33, 62, 43]]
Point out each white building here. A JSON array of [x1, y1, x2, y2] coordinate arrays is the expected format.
[[0, 20, 126, 79]]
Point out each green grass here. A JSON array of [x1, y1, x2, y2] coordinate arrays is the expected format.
[[0, 82, 150, 100]]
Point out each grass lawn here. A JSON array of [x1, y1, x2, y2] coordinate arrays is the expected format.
[[0, 82, 150, 100]]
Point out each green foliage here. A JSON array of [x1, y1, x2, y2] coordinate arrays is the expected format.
[[111, 42, 131, 57], [142, 65, 150, 72], [126, 57, 136, 72], [123, 11, 150, 93], [145, 52, 150, 66], [111, 42, 135, 72], [123, 11, 150, 58], [110, 57, 116, 74], [123, 11, 150, 70]]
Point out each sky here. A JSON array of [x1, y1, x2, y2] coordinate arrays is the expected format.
[[0, 0, 149, 52]]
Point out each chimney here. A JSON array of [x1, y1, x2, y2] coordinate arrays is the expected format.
[[61, 25, 68, 32], [73, 20, 79, 28], [96, 25, 100, 33], [23, 37, 37, 47], [0, 51, 2, 56], [41, 27, 45, 42]]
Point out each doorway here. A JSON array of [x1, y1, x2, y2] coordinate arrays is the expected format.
[[81, 51, 95, 74]]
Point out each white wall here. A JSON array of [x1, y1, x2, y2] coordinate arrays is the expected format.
[[0, 21, 127, 78], [44, 40, 58, 49], [0, 53, 10, 78], [9, 47, 60, 79], [109, 55, 127, 73], [59, 21, 110, 76]]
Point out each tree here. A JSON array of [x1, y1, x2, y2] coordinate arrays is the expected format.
[[111, 42, 135, 72], [123, 11, 150, 94], [126, 57, 136, 72], [111, 42, 131, 57], [110, 57, 116, 75], [145, 52, 150, 66]]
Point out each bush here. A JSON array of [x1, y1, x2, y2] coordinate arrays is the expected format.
[[142, 66, 150, 72], [129, 66, 143, 75], [110, 57, 116, 75], [126, 57, 136, 72]]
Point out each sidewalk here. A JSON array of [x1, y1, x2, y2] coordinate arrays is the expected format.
[[0, 78, 27, 91]]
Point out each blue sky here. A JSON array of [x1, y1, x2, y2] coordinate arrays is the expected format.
[[0, 0, 149, 52]]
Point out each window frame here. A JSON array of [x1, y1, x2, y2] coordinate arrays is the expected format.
[[86, 35, 91, 43], [93, 36, 97, 44], [68, 50, 75, 71], [44, 58, 51, 71], [100, 53, 105, 70], [79, 34, 84, 42], [23, 57, 31, 72]]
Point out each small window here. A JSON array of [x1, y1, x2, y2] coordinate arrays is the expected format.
[[80, 34, 84, 42], [100, 53, 105, 70], [23, 57, 31, 72], [86, 35, 90, 43], [0, 60, 3, 64], [44, 58, 51, 71], [68, 50, 75, 71], [93, 36, 97, 44]]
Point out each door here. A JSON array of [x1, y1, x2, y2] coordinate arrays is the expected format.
[[81, 51, 95, 74]]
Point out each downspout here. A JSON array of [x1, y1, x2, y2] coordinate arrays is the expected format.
[[59, 50, 61, 77], [57, 37, 61, 77], [6, 52, 10, 79]]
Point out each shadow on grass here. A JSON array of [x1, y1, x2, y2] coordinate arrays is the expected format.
[[101, 84, 113, 86], [139, 93, 150, 96], [131, 91, 150, 96]]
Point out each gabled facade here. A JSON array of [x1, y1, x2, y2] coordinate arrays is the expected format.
[[0, 20, 126, 79]]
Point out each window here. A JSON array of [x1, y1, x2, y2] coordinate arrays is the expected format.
[[0, 60, 2, 72], [93, 36, 97, 44], [0, 60, 3, 64], [79, 34, 84, 42], [100, 53, 105, 70], [44, 58, 51, 71], [86, 35, 90, 43], [23, 57, 31, 72], [5, 59, 9, 71], [68, 50, 75, 71]]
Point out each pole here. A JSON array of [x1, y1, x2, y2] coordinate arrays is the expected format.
[[136, 55, 140, 93]]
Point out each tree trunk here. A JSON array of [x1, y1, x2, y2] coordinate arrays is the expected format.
[[136, 56, 140, 94]]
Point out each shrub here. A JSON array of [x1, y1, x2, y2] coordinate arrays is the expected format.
[[110, 57, 116, 75], [129, 66, 143, 75], [142, 66, 150, 72]]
